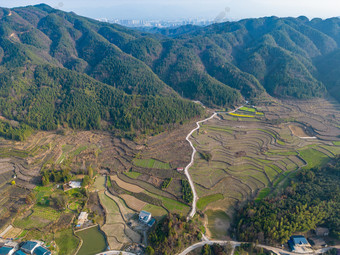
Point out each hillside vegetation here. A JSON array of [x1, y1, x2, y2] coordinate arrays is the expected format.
[[0, 5, 340, 137], [234, 156, 340, 244]]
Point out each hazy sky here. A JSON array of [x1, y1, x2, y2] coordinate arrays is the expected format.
[[1, 0, 340, 20]]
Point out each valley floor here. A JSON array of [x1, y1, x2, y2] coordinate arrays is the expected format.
[[0, 97, 339, 254]]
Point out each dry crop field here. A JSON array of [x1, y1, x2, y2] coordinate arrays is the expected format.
[[188, 98, 340, 239]]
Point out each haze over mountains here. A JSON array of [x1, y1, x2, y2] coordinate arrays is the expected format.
[[0, 4, 339, 135]]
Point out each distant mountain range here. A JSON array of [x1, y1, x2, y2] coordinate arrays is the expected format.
[[0, 4, 339, 135]]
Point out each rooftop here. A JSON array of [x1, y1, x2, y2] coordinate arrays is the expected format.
[[0, 246, 14, 255], [139, 211, 151, 223], [14, 251, 26, 255], [33, 246, 51, 255], [147, 218, 156, 227], [291, 235, 309, 245], [21, 241, 38, 251], [78, 212, 88, 220], [289, 236, 313, 254]]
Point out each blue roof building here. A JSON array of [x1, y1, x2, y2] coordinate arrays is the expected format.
[[21, 241, 39, 254], [139, 211, 152, 224], [147, 218, 156, 227], [288, 235, 313, 253], [33, 246, 51, 255], [14, 251, 26, 255], [0, 246, 15, 255]]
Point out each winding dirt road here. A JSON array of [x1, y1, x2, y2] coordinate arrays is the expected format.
[[184, 104, 245, 218]]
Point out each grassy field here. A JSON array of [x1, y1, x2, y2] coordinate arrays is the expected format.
[[34, 186, 54, 204], [277, 140, 286, 145], [144, 191, 190, 214], [239, 106, 256, 113], [76, 226, 107, 255], [298, 147, 330, 169], [92, 176, 106, 191], [32, 205, 60, 220], [124, 171, 142, 179], [204, 126, 233, 134], [333, 141, 340, 146], [197, 194, 224, 211], [70, 146, 88, 157], [99, 192, 119, 213], [133, 158, 171, 169], [142, 204, 167, 219], [55, 228, 79, 255], [206, 210, 230, 239], [14, 206, 60, 229], [255, 188, 271, 201]]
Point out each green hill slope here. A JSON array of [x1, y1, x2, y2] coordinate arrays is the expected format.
[[0, 5, 340, 138]]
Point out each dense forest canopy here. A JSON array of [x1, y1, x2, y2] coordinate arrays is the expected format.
[[0, 5, 340, 138], [234, 156, 340, 244], [0, 65, 203, 138]]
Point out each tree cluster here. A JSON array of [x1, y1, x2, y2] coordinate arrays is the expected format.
[[234, 156, 340, 244]]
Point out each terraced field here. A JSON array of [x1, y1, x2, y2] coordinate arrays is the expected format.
[[0, 129, 140, 231], [188, 100, 340, 239], [0, 98, 339, 247], [92, 176, 142, 250]]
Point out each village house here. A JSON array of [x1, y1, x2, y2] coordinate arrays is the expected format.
[[0, 246, 15, 255], [77, 212, 88, 227], [288, 235, 313, 254], [33, 246, 51, 255], [63, 181, 82, 191], [20, 241, 39, 255], [139, 211, 151, 224], [147, 218, 156, 227], [13, 251, 26, 255]]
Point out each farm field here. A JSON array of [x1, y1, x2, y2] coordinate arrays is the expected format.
[[0, 97, 339, 249], [124, 171, 142, 179], [110, 174, 190, 215], [76, 226, 107, 255], [133, 158, 171, 169], [189, 98, 340, 239], [54, 228, 79, 255], [205, 210, 230, 239], [98, 186, 141, 250], [14, 206, 60, 229]]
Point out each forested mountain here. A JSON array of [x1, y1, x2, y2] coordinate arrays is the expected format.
[[0, 4, 340, 137]]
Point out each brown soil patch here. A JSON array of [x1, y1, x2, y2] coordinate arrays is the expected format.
[[120, 194, 146, 211], [138, 174, 163, 187], [110, 175, 144, 193], [3, 227, 22, 239], [289, 124, 310, 137]]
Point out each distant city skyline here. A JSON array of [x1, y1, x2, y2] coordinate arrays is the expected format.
[[1, 0, 340, 21]]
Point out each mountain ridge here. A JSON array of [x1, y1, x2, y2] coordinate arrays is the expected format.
[[0, 5, 339, 137]]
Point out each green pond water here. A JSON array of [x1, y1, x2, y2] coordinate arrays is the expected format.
[[76, 226, 107, 255]]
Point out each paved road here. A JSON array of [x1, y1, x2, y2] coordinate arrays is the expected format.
[[96, 251, 136, 255], [184, 104, 245, 218], [177, 240, 241, 255], [257, 244, 340, 255], [177, 240, 340, 255]]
